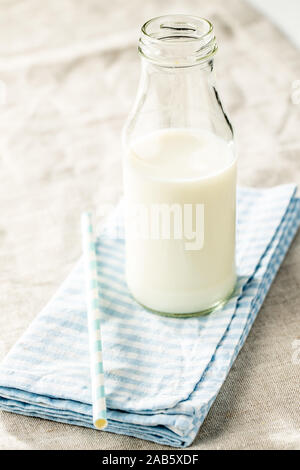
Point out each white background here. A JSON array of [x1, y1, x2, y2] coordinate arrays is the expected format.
[[247, 0, 300, 48]]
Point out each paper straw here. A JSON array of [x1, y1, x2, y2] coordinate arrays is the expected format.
[[81, 212, 107, 430]]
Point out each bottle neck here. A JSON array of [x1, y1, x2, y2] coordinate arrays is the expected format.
[[123, 15, 233, 147], [137, 57, 217, 131]]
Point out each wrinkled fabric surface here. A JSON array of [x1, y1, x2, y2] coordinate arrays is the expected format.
[[0, 0, 300, 450]]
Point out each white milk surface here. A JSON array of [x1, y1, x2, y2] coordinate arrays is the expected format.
[[123, 128, 237, 314]]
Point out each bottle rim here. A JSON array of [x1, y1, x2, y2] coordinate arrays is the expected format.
[[139, 14, 217, 67]]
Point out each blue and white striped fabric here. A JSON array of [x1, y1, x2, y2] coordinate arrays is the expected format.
[[0, 184, 299, 447]]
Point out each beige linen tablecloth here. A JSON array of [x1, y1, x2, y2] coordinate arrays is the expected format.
[[0, 0, 299, 450]]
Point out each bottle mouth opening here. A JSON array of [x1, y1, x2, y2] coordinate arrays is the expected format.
[[139, 15, 217, 67]]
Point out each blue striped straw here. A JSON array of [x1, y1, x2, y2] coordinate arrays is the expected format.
[[81, 212, 107, 430]]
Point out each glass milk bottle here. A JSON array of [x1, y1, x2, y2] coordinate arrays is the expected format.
[[122, 15, 237, 317]]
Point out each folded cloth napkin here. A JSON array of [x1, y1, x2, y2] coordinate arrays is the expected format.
[[0, 184, 299, 447]]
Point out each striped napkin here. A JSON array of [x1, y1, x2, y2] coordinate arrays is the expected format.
[[0, 184, 299, 447]]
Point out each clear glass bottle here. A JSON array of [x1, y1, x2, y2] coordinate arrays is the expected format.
[[122, 15, 237, 317]]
